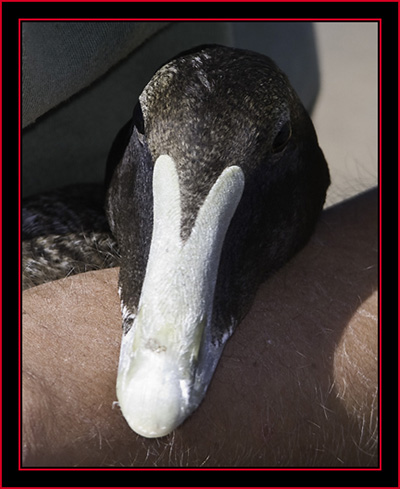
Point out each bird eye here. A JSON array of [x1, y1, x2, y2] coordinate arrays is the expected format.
[[272, 121, 292, 153], [132, 101, 145, 135]]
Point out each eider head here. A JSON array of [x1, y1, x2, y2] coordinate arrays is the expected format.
[[106, 45, 330, 438]]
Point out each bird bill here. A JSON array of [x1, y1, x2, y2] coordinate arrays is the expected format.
[[117, 154, 244, 438]]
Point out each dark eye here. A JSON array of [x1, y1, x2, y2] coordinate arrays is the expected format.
[[272, 121, 292, 153], [132, 101, 145, 135]]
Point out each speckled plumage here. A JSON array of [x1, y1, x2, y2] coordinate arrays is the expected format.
[[22, 231, 120, 290], [22, 184, 109, 240], [22, 184, 120, 290]]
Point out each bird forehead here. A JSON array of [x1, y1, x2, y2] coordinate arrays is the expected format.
[[140, 49, 292, 125], [140, 72, 291, 169], [135, 48, 298, 239]]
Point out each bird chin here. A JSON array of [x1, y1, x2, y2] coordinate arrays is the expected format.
[[116, 313, 227, 439], [115, 154, 244, 438]]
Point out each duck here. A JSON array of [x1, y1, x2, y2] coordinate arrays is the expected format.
[[105, 44, 330, 438]]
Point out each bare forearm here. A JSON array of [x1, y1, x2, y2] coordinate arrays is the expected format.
[[22, 189, 378, 467]]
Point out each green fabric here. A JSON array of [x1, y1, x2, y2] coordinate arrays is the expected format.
[[22, 22, 233, 196], [21, 22, 319, 198], [22, 22, 169, 127]]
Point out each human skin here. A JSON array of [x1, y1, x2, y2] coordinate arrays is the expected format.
[[22, 188, 378, 467]]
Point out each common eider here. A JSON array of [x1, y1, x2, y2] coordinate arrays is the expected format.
[[105, 45, 330, 438]]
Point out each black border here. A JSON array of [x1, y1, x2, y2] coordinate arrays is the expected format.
[[3, 1, 398, 487]]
